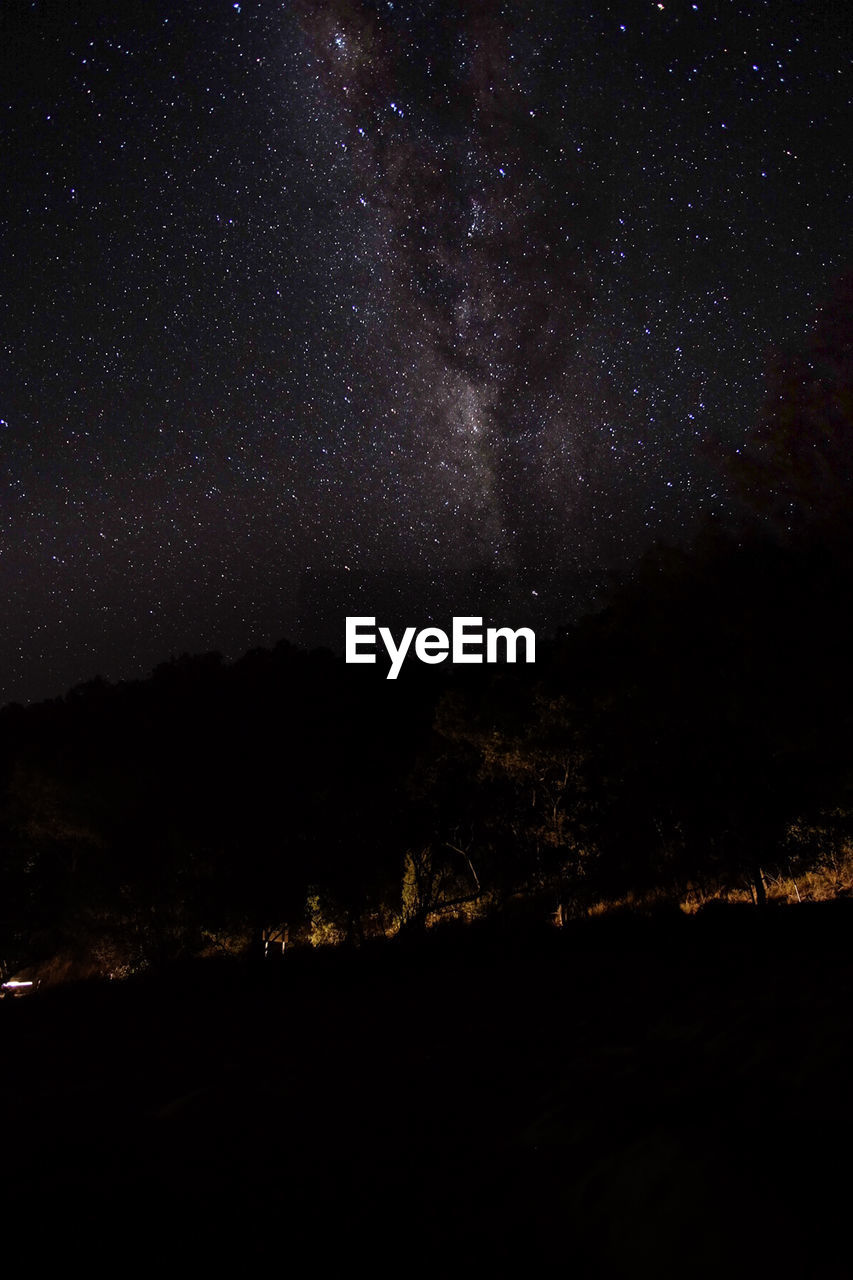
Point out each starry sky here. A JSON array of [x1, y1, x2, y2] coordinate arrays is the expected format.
[[1, 0, 850, 705]]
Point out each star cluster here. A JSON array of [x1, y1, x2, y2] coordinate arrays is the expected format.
[[1, 0, 849, 703]]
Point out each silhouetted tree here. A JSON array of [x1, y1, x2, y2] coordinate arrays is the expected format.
[[732, 273, 853, 539]]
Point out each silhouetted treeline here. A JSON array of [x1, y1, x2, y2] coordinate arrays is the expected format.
[[2, 275, 853, 977]]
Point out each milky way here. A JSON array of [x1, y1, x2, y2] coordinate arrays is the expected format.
[[1, 1, 850, 703]]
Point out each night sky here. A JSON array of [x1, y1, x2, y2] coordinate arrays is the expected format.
[[2, 0, 850, 705]]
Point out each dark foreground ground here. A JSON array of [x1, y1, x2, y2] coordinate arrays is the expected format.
[[2, 903, 853, 1276]]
